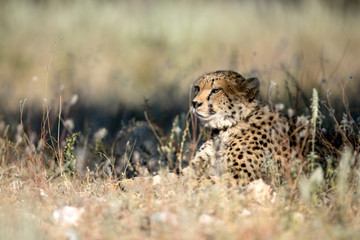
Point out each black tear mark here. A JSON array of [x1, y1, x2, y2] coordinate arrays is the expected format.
[[224, 92, 232, 103]]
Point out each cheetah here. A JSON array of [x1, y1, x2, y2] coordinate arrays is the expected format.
[[190, 70, 300, 185]]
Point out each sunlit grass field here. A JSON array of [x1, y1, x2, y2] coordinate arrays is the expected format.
[[1, 0, 359, 112], [1, 0, 360, 239]]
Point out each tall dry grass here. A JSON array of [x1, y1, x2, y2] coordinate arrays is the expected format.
[[0, 0, 359, 114], [1, 1, 360, 239]]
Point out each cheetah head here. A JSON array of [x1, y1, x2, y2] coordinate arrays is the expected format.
[[192, 70, 261, 129]]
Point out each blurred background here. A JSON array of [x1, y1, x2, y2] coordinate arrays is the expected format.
[[1, 0, 360, 136]]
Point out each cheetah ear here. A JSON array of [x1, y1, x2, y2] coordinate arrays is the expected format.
[[240, 77, 260, 100]]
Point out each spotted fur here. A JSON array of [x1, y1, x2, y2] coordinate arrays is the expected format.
[[191, 70, 297, 185]]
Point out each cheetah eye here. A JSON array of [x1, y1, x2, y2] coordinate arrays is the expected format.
[[211, 88, 222, 94], [194, 86, 200, 95]]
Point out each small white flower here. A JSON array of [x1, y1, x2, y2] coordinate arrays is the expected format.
[[151, 211, 178, 225], [70, 94, 78, 106], [132, 151, 140, 162], [299, 129, 307, 138], [94, 128, 108, 141], [240, 209, 252, 216], [64, 119, 75, 131], [40, 188, 48, 197], [288, 108, 294, 118], [293, 212, 304, 223], [275, 103, 284, 111], [152, 175, 161, 185], [32, 76, 38, 82], [52, 206, 85, 227], [263, 105, 270, 114], [198, 214, 214, 224], [297, 116, 309, 126], [174, 126, 181, 136]]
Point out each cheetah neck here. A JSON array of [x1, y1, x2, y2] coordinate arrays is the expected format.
[[210, 99, 267, 133], [243, 102, 270, 121], [234, 99, 266, 123]]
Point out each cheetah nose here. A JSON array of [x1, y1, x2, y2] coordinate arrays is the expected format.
[[192, 101, 202, 109]]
